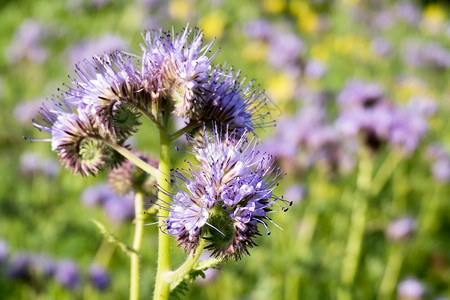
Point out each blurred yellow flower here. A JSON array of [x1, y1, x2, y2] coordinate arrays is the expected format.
[[198, 11, 226, 40], [266, 73, 296, 103], [421, 4, 446, 34], [310, 43, 330, 62], [342, 0, 360, 6], [263, 0, 286, 14], [242, 41, 268, 63], [310, 180, 339, 200], [290, 1, 319, 33], [395, 77, 430, 103], [169, 0, 191, 21]]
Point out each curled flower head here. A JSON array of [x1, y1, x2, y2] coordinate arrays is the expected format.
[[194, 65, 272, 139], [140, 26, 217, 118], [32, 97, 126, 176], [108, 152, 158, 196], [164, 127, 290, 260]]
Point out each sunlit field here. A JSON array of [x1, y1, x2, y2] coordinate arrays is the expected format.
[[0, 0, 449, 299]]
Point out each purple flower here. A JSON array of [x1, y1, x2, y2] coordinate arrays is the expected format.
[[54, 260, 80, 290], [268, 33, 303, 70], [102, 192, 135, 223], [88, 264, 111, 291], [243, 20, 274, 41], [81, 184, 116, 207], [394, 2, 420, 26], [19, 151, 60, 177], [371, 37, 392, 57], [398, 277, 425, 300], [388, 108, 428, 154], [425, 143, 450, 183], [304, 59, 327, 79], [386, 217, 416, 242], [164, 127, 289, 260], [29, 254, 56, 277], [67, 34, 129, 67], [432, 159, 450, 183], [5, 19, 49, 64], [402, 40, 450, 69], [197, 65, 270, 138], [337, 80, 385, 109], [0, 239, 8, 263], [8, 253, 32, 281], [14, 98, 44, 125], [284, 184, 306, 204], [140, 26, 217, 118]]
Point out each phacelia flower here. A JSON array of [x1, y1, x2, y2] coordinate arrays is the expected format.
[[108, 152, 158, 196], [397, 277, 425, 300], [164, 127, 290, 260], [195, 65, 271, 139], [386, 217, 416, 242], [32, 91, 130, 176], [54, 260, 80, 290], [140, 26, 217, 118], [88, 264, 111, 291]]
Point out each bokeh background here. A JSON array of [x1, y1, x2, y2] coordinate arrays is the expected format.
[[0, 0, 449, 299]]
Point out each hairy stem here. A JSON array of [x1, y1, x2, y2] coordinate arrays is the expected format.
[[169, 120, 203, 142], [153, 128, 172, 300], [130, 192, 144, 300], [105, 142, 159, 178], [166, 238, 206, 289]]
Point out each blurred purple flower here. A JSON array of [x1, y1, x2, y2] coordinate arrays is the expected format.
[[284, 184, 306, 204], [373, 10, 396, 30], [243, 20, 274, 41], [88, 264, 111, 291], [19, 152, 61, 178], [402, 40, 450, 69], [8, 253, 31, 281], [337, 80, 385, 109], [304, 59, 327, 79], [407, 97, 436, 117], [395, 2, 421, 26], [14, 99, 44, 125], [398, 277, 425, 300], [388, 108, 428, 154], [54, 260, 80, 290], [81, 184, 116, 207], [0, 239, 9, 263], [268, 33, 303, 70], [371, 37, 392, 57], [432, 159, 450, 183], [386, 217, 416, 242], [30, 254, 56, 277], [102, 192, 135, 223], [67, 34, 129, 67], [5, 19, 49, 64]]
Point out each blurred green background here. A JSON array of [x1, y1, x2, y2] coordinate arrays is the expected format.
[[0, 0, 449, 299]]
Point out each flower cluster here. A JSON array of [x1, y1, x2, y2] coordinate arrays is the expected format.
[[164, 127, 289, 260], [336, 80, 434, 154], [0, 238, 110, 292], [32, 26, 270, 176]]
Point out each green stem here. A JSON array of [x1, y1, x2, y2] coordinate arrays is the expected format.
[[377, 244, 404, 300], [130, 192, 144, 300], [370, 150, 402, 196], [340, 149, 372, 288], [105, 141, 159, 178], [169, 120, 203, 142], [166, 238, 206, 290], [153, 128, 172, 300]]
